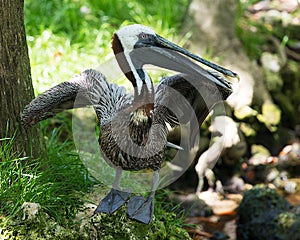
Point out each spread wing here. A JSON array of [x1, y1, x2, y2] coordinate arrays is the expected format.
[[155, 71, 232, 146], [21, 69, 130, 126]]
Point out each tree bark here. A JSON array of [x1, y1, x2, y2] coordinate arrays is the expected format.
[[0, 0, 45, 158]]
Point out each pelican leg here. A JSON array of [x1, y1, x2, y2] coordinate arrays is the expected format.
[[94, 168, 131, 214], [127, 170, 159, 224]]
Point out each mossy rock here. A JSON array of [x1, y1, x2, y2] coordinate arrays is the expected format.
[[0, 200, 191, 240], [81, 206, 191, 240], [237, 185, 300, 240], [0, 213, 80, 240]]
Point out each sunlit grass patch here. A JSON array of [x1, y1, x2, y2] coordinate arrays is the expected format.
[[0, 129, 96, 225], [25, 0, 189, 93]]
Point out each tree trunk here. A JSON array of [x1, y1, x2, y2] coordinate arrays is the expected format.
[[0, 0, 45, 158]]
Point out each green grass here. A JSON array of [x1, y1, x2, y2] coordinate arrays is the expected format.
[[25, 0, 189, 94], [25, 0, 188, 41], [0, 128, 96, 225]]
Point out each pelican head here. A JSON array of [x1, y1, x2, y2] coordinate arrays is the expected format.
[[112, 24, 238, 95]]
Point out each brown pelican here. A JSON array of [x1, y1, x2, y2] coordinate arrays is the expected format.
[[22, 24, 238, 224]]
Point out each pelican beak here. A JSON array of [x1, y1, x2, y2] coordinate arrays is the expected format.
[[131, 34, 239, 90]]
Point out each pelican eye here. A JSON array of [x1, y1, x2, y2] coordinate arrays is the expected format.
[[138, 32, 149, 40], [135, 32, 154, 48]]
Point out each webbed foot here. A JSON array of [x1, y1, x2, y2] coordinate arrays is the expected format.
[[127, 196, 154, 224], [94, 188, 131, 214]]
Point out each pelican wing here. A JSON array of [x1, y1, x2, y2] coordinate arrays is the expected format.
[[21, 69, 129, 126], [155, 72, 232, 145]]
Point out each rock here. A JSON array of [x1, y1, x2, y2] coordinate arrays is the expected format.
[[197, 191, 240, 216], [169, 193, 213, 217], [249, 0, 300, 13], [0, 203, 81, 240], [256, 102, 281, 132], [236, 185, 300, 240], [222, 176, 245, 193], [212, 231, 229, 240], [21, 202, 41, 220], [248, 144, 271, 165], [278, 142, 300, 167], [80, 205, 192, 240], [261, 52, 281, 72], [284, 180, 297, 194]]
